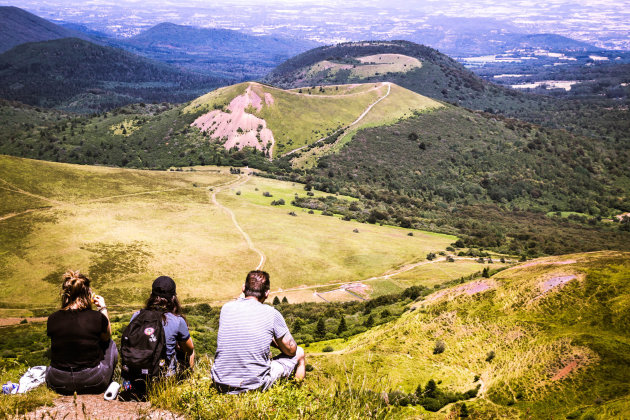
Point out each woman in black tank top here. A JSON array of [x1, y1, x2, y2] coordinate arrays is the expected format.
[[45, 270, 118, 395]]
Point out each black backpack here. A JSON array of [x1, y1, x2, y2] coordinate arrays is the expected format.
[[120, 310, 167, 384]]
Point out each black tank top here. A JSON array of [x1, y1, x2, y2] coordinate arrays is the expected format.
[[47, 309, 108, 369]]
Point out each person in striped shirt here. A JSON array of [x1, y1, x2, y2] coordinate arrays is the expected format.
[[211, 270, 306, 393]]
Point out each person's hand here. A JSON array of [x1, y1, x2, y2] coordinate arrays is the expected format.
[[92, 294, 106, 309]]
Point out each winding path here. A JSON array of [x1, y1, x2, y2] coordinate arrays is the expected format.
[[207, 171, 266, 270], [268, 256, 486, 299], [282, 82, 392, 157]]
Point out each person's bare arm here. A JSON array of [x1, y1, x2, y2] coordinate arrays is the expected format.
[[275, 332, 297, 357], [178, 337, 195, 369], [93, 294, 111, 341]]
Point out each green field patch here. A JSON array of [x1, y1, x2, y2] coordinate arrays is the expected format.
[[388, 259, 505, 289], [0, 188, 49, 216], [83, 241, 152, 286], [0, 157, 459, 310], [220, 182, 455, 292], [546, 211, 591, 218], [288, 84, 375, 96], [306, 54, 422, 80], [109, 118, 142, 136]]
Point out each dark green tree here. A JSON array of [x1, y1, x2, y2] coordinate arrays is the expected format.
[[282, 296, 288, 304], [293, 318, 303, 333], [424, 379, 437, 398], [482, 267, 490, 278], [316, 318, 326, 337], [364, 314, 375, 328], [460, 403, 469, 418], [272, 296, 281, 305], [337, 316, 347, 335]]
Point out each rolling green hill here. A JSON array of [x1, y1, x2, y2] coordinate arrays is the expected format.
[[183, 81, 441, 159], [0, 37, 225, 113], [1, 80, 628, 257], [0, 154, 462, 315], [0, 80, 441, 165], [263, 40, 630, 149]]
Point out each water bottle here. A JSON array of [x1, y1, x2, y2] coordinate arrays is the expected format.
[[104, 381, 120, 400]]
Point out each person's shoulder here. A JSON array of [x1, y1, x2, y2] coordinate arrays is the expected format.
[[47, 310, 63, 321], [264, 304, 284, 318], [164, 312, 184, 322]]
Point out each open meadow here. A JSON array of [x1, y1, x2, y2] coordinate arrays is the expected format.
[[0, 154, 469, 317]]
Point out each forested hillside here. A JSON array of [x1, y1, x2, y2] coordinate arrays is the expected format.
[[0, 38, 226, 113], [263, 40, 540, 112], [264, 40, 630, 147]]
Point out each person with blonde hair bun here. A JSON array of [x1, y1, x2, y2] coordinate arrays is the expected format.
[[45, 270, 118, 395]]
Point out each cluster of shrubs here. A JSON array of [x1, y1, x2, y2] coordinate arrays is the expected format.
[[383, 379, 480, 412]]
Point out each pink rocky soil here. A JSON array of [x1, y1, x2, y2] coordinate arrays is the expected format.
[[540, 275, 578, 293], [191, 84, 275, 155], [551, 360, 580, 381], [422, 279, 496, 304]]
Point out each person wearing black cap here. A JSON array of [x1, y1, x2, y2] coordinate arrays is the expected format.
[[129, 276, 194, 375]]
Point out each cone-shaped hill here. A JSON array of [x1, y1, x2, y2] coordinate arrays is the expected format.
[[182, 81, 442, 159], [263, 40, 540, 112]]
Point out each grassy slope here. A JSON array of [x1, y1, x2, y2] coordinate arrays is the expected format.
[[183, 82, 441, 158], [313, 251, 630, 418], [0, 155, 460, 314], [291, 83, 443, 169]]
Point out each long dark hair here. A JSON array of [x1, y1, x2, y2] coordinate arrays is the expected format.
[[144, 293, 186, 324]]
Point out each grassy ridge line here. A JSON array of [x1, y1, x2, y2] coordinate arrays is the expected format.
[[281, 82, 392, 157]]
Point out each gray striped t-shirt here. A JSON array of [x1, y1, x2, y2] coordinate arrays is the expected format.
[[211, 297, 289, 391]]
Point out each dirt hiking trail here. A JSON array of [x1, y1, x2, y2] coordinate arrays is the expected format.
[[208, 171, 266, 270], [282, 82, 391, 157]]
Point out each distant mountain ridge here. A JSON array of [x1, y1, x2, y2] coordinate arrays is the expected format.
[[116, 22, 320, 80], [0, 7, 318, 82], [0, 6, 91, 53]]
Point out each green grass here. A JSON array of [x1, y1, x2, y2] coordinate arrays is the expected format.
[[221, 176, 456, 291], [1, 252, 628, 418], [181, 81, 440, 159], [291, 83, 442, 169], [0, 155, 457, 313], [313, 251, 630, 418]]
